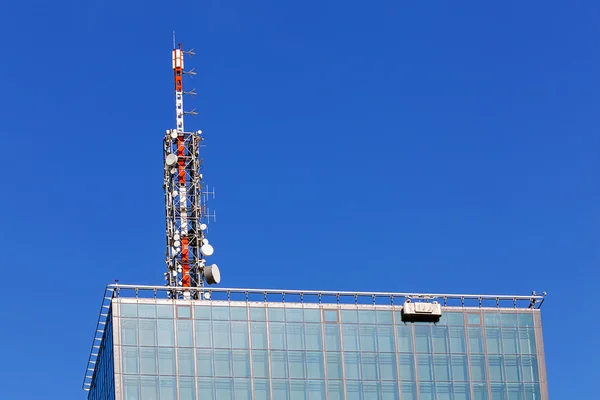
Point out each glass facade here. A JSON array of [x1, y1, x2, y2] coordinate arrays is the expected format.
[[86, 297, 548, 400]]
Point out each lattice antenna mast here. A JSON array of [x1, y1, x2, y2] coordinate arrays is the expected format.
[[163, 39, 220, 299]]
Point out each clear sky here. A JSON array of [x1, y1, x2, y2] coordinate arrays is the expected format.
[[0, 0, 598, 398]]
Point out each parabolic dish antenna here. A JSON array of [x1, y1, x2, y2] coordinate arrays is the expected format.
[[165, 153, 178, 166], [200, 244, 214, 257], [205, 264, 221, 285]]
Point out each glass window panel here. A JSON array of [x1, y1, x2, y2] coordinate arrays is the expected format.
[[346, 381, 362, 400], [468, 327, 484, 353], [249, 306, 266, 321], [504, 355, 521, 382], [343, 324, 360, 351], [488, 355, 504, 382], [179, 377, 195, 400], [213, 321, 231, 348], [519, 328, 536, 354], [139, 319, 157, 346], [230, 306, 248, 321], [401, 383, 417, 400], [305, 323, 323, 351], [254, 379, 271, 400], [399, 353, 415, 381], [159, 377, 177, 400], [285, 308, 304, 322], [270, 351, 288, 378], [436, 383, 452, 400], [215, 378, 234, 400], [177, 320, 194, 347], [124, 376, 140, 400], [196, 349, 213, 377], [273, 380, 290, 400], [269, 322, 286, 349], [446, 313, 464, 326], [178, 348, 195, 376], [214, 349, 233, 377], [344, 352, 361, 380], [432, 326, 449, 353], [195, 305, 211, 320], [397, 325, 414, 352], [198, 378, 215, 400], [123, 346, 139, 374], [251, 350, 269, 378], [306, 351, 325, 379], [415, 326, 432, 353], [138, 304, 156, 318], [434, 355, 451, 381], [417, 354, 433, 381], [122, 319, 138, 346], [363, 381, 380, 400], [381, 382, 399, 400], [157, 304, 174, 318], [361, 352, 379, 380], [290, 381, 307, 400], [268, 308, 285, 322], [419, 383, 435, 400], [502, 328, 519, 354], [324, 309, 339, 323], [304, 308, 321, 323], [501, 313, 517, 327], [158, 348, 175, 375], [327, 381, 345, 400], [486, 328, 502, 354], [286, 323, 305, 350], [454, 383, 471, 400], [449, 327, 466, 353], [377, 310, 393, 324], [308, 380, 326, 400], [507, 384, 523, 400], [379, 353, 397, 380], [195, 320, 212, 347], [490, 384, 506, 400], [484, 313, 501, 326], [121, 303, 138, 317], [212, 306, 230, 321], [177, 306, 192, 319], [251, 322, 268, 349], [140, 347, 158, 375], [359, 325, 378, 352], [234, 378, 252, 400], [288, 351, 307, 379], [451, 354, 468, 381], [325, 324, 341, 351], [518, 314, 534, 327], [233, 350, 251, 377], [521, 355, 539, 382], [468, 313, 481, 325], [326, 352, 343, 380], [231, 321, 249, 349], [377, 325, 395, 352], [342, 309, 358, 323], [140, 376, 159, 400], [473, 383, 489, 400], [157, 320, 175, 346], [524, 383, 541, 400], [470, 355, 486, 381], [358, 309, 377, 324]]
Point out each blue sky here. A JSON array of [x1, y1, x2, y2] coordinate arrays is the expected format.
[[0, 0, 598, 398]]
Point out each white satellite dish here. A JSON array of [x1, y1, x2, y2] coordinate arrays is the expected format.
[[173, 240, 181, 248], [205, 264, 221, 285], [170, 131, 178, 139], [166, 153, 178, 166], [200, 223, 207, 231], [203, 291, 211, 300], [173, 233, 180, 241], [202, 239, 209, 245], [200, 244, 214, 256]]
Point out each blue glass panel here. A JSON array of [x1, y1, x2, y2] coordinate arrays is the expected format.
[[214, 349, 233, 377], [305, 323, 323, 350], [396, 325, 414, 352], [454, 383, 471, 400], [401, 383, 417, 400], [288, 351, 307, 379], [504, 355, 521, 382], [139, 319, 157, 346], [268, 308, 285, 322], [434, 355, 451, 381], [197, 378, 215, 400], [270, 351, 288, 378], [272, 380, 290, 400], [519, 328, 536, 354], [286, 323, 305, 350], [473, 383, 489, 400], [419, 382, 435, 400], [345, 352, 361, 380], [359, 325, 378, 352], [215, 378, 234, 400], [325, 324, 342, 351], [451, 354, 468, 381], [158, 377, 177, 400], [251, 322, 268, 349], [195, 305, 211, 320], [507, 384, 523, 400], [233, 350, 251, 377], [484, 313, 501, 326], [177, 320, 193, 347], [432, 326, 449, 353], [251, 350, 269, 378], [436, 383, 452, 400], [324, 309, 339, 322], [521, 355, 539, 382], [399, 353, 415, 381], [381, 382, 399, 400], [379, 352, 397, 381], [488, 355, 504, 382], [523, 383, 541, 400], [306, 351, 325, 379], [468, 313, 482, 325], [377, 310, 394, 324], [123, 376, 140, 400], [254, 379, 271, 400], [122, 318, 138, 346], [450, 327, 466, 353], [285, 308, 304, 322], [468, 327, 484, 353], [343, 324, 360, 351], [501, 328, 519, 354], [417, 355, 433, 381], [195, 320, 212, 347], [122, 346, 139, 374], [234, 378, 251, 400], [342, 309, 358, 323], [138, 304, 156, 318], [121, 304, 138, 317], [304, 308, 321, 323], [490, 383, 506, 400], [470, 355, 486, 381], [179, 376, 195, 400], [140, 376, 158, 400], [361, 352, 379, 381], [290, 381, 307, 400], [363, 381, 380, 400], [231, 321, 249, 349], [212, 306, 230, 321], [157, 320, 174, 346], [249, 306, 266, 321], [158, 348, 175, 375], [326, 352, 343, 379], [157, 304, 174, 318], [415, 326, 432, 353], [230, 306, 248, 321], [196, 349, 214, 377], [213, 321, 231, 348], [377, 325, 395, 352], [308, 380, 326, 400], [486, 328, 502, 354], [140, 347, 158, 375], [358, 309, 377, 324], [346, 381, 363, 400], [518, 314, 534, 327], [327, 380, 345, 400], [446, 313, 464, 326], [178, 348, 195, 376], [501, 313, 517, 327], [269, 322, 287, 349], [177, 306, 192, 319]]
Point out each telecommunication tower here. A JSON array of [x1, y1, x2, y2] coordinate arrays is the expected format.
[[163, 38, 220, 298]]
